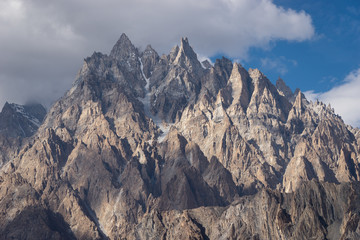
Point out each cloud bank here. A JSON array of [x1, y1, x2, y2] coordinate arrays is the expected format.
[[305, 68, 360, 127], [0, 0, 314, 108]]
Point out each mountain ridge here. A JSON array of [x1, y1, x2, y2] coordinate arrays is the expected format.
[[0, 33, 359, 239]]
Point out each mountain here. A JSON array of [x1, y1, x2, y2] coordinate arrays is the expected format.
[[0, 102, 46, 138], [0, 102, 46, 168], [0, 34, 360, 239]]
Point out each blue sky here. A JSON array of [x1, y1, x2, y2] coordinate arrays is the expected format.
[[241, 0, 360, 94], [236, 0, 360, 127], [0, 0, 359, 126]]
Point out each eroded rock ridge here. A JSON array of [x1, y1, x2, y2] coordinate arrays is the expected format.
[[1, 34, 360, 239]]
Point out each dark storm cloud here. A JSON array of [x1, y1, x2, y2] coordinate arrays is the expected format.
[[0, 0, 314, 108]]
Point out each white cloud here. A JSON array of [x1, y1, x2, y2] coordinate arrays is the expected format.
[[197, 54, 214, 66], [303, 90, 320, 103], [305, 68, 360, 127], [0, 0, 314, 108], [0, 0, 85, 108], [0, 0, 24, 22]]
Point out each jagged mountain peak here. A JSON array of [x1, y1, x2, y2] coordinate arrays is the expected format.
[[119, 32, 131, 42], [226, 62, 252, 109], [276, 77, 294, 102], [292, 89, 306, 116], [227, 62, 250, 92], [141, 44, 159, 79], [2, 102, 16, 113], [248, 68, 265, 81], [179, 37, 192, 52], [213, 56, 233, 78], [230, 62, 246, 74], [110, 33, 138, 62], [0, 102, 46, 138], [143, 44, 156, 54], [201, 59, 212, 69], [1, 102, 46, 123], [113, 33, 133, 49], [173, 37, 202, 71], [141, 44, 158, 59], [168, 44, 179, 62], [2, 33, 360, 240]]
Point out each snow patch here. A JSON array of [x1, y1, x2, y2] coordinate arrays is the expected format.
[[113, 188, 124, 214], [158, 123, 173, 143], [197, 54, 213, 69], [139, 57, 172, 142], [200, 62, 206, 69], [11, 103, 41, 127]]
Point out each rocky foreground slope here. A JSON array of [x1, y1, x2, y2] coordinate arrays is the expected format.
[[1, 34, 360, 239]]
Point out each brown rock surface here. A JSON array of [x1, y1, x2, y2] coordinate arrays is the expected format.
[[0, 34, 360, 239]]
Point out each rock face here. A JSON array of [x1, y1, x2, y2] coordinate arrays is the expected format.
[[0, 102, 46, 138], [1, 33, 360, 239], [0, 102, 46, 168]]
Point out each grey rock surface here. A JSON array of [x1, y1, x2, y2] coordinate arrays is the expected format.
[[0, 34, 359, 239]]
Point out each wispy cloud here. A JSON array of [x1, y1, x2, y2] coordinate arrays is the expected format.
[[304, 68, 360, 127], [260, 56, 298, 75]]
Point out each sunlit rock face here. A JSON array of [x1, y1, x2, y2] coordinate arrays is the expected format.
[[1, 34, 360, 239]]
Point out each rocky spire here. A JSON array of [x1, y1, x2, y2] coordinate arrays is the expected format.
[[214, 57, 233, 85], [177, 37, 197, 61], [2, 34, 360, 240], [173, 37, 202, 72], [201, 60, 212, 69], [227, 62, 252, 110], [141, 45, 159, 78], [276, 77, 294, 102], [168, 45, 179, 62], [143, 44, 157, 56], [293, 90, 305, 117], [0, 102, 46, 138], [110, 33, 138, 62]]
